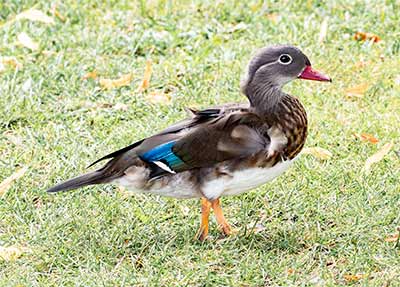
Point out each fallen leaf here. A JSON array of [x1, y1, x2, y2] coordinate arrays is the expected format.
[[137, 60, 152, 92], [344, 274, 365, 282], [16, 9, 55, 24], [82, 70, 98, 80], [0, 167, 28, 196], [364, 143, 393, 172], [354, 133, 379, 144], [302, 147, 332, 160], [287, 268, 295, 275], [0, 246, 31, 261], [99, 73, 133, 89], [384, 234, 399, 242], [17, 32, 39, 51], [354, 31, 380, 43], [0, 56, 23, 71], [345, 83, 369, 98], [145, 91, 171, 105], [319, 18, 329, 43]]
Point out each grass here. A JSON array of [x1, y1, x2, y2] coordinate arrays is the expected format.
[[1, 0, 399, 286]]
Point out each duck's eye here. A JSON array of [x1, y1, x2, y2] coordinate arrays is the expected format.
[[278, 54, 292, 65]]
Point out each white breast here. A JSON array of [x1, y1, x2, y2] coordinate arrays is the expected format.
[[201, 159, 295, 200]]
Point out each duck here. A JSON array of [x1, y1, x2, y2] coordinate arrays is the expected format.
[[48, 45, 331, 241]]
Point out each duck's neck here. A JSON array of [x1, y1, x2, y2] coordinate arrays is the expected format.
[[245, 82, 285, 116]]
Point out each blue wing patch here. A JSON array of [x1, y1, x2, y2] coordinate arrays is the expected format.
[[140, 141, 184, 171]]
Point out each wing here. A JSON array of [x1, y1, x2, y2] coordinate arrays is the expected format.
[[88, 103, 248, 167], [171, 111, 267, 170], [136, 110, 268, 179], [88, 104, 265, 179]]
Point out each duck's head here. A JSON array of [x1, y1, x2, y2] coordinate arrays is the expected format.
[[241, 45, 331, 95]]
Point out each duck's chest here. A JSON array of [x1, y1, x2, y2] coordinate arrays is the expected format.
[[274, 96, 308, 160]]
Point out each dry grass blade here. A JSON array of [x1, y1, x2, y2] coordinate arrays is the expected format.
[[99, 73, 133, 89], [0, 167, 28, 196], [17, 32, 39, 51], [302, 147, 332, 160], [0, 246, 32, 261], [137, 60, 152, 92], [16, 9, 55, 24], [319, 17, 329, 43], [364, 143, 393, 172], [51, 4, 66, 22]]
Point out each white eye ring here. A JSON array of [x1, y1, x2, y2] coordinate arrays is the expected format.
[[278, 54, 293, 65]]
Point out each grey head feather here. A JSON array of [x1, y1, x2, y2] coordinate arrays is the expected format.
[[240, 45, 311, 112]]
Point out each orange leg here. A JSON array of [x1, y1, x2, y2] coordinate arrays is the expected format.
[[211, 198, 232, 236], [195, 198, 211, 241]]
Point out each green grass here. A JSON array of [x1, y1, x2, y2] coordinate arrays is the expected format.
[[1, 0, 400, 286]]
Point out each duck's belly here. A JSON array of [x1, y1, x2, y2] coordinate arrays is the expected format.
[[115, 158, 295, 200], [201, 159, 295, 200], [115, 167, 201, 199]]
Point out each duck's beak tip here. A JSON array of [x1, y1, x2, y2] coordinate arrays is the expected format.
[[298, 65, 331, 82]]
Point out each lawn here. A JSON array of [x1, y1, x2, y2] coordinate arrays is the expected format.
[[1, 0, 399, 286]]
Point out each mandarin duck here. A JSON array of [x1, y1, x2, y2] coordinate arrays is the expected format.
[[48, 45, 331, 240]]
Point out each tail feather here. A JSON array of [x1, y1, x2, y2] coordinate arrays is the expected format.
[[47, 170, 112, 193]]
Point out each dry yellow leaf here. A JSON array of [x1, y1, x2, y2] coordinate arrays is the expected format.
[[0, 56, 23, 71], [0, 167, 28, 196], [0, 246, 31, 261], [344, 274, 365, 282], [319, 18, 329, 43], [82, 70, 98, 80], [146, 91, 171, 105], [354, 31, 381, 43], [384, 234, 399, 242], [138, 60, 152, 92], [287, 268, 295, 275], [16, 9, 55, 24], [354, 133, 379, 144], [99, 73, 133, 89], [17, 32, 39, 51], [364, 143, 393, 172], [302, 147, 332, 160], [345, 83, 368, 98]]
